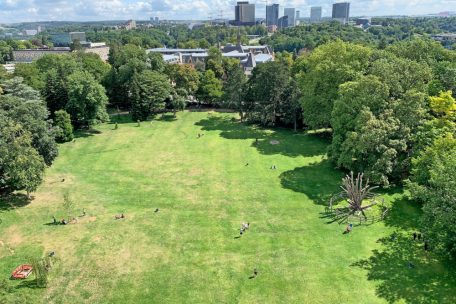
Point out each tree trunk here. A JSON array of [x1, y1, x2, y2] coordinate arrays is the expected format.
[[294, 112, 297, 132]]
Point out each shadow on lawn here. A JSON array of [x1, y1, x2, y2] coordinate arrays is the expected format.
[[279, 160, 343, 205], [0, 193, 31, 212], [158, 114, 178, 122], [195, 116, 329, 158], [352, 233, 456, 304], [383, 191, 423, 230], [74, 129, 102, 139]]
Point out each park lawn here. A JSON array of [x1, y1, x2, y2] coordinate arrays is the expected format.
[[1, 110, 455, 304]]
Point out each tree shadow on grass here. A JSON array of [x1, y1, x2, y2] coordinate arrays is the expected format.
[[109, 112, 132, 124], [0, 193, 31, 212], [383, 192, 423, 231], [158, 114, 177, 122], [73, 129, 102, 139], [279, 160, 344, 205], [15, 279, 44, 289], [352, 233, 456, 304], [195, 116, 328, 158]]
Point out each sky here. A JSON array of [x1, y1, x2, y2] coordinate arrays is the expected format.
[[0, 0, 455, 23]]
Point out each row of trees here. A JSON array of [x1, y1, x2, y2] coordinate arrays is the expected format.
[[261, 17, 456, 53], [0, 50, 111, 196], [292, 38, 456, 259]]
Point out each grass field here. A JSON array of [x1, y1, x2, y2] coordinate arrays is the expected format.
[[1, 111, 455, 304]]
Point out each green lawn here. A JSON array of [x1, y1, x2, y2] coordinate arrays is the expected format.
[[1, 111, 455, 304]]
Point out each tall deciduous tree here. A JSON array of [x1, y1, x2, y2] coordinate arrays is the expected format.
[[296, 40, 372, 129], [1, 78, 58, 165], [223, 60, 247, 120], [196, 70, 223, 105], [54, 110, 74, 143], [165, 64, 200, 95], [245, 61, 290, 126], [130, 70, 172, 121], [409, 135, 456, 259], [66, 71, 109, 127], [0, 115, 46, 197]]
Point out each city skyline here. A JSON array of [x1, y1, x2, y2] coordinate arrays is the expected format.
[[0, 0, 455, 23]]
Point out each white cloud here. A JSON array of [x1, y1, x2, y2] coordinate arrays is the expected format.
[[0, 0, 453, 23]]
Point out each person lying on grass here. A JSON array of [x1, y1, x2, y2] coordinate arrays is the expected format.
[[115, 214, 125, 220]]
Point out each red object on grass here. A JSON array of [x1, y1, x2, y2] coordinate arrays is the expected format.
[[11, 264, 33, 279]]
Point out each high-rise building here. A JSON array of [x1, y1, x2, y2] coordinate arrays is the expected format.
[[332, 2, 350, 24], [310, 6, 322, 23], [234, 1, 255, 26], [284, 8, 296, 27], [278, 15, 289, 29], [266, 4, 279, 26], [126, 20, 137, 30], [296, 10, 300, 20]]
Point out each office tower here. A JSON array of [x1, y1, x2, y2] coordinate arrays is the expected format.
[[278, 15, 289, 29], [284, 8, 296, 27], [235, 1, 255, 25], [332, 2, 350, 24], [296, 10, 300, 20], [310, 6, 322, 23], [266, 4, 279, 26]]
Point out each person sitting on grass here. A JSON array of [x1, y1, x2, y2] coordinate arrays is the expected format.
[[115, 214, 125, 220], [154, 208, 160, 213], [242, 223, 250, 230], [61, 219, 67, 225], [345, 223, 353, 234]]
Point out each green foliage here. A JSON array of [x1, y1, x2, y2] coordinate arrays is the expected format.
[[72, 52, 111, 83], [0, 40, 13, 63], [148, 52, 165, 72], [130, 70, 172, 121], [261, 22, 376, 53], [1, 76, 41, 100], [42, 68, 68, 115], [54, 110, 74, 142], [245, 61, 294, 126], [0, 115, 46, 195], [0, 78, 58, 166], [105, 44, 148, 107], [30, 257, 49, 288], [296, 40, 372, 129], [170, 88, 187, 117], [196, 70, 223, 105], [429, 90, 456, 119], [13, 63, 44, 90], [222, 60, 247, 119], [206, 47, 224, 78], [329, 75, 427, 185], [409, 135, 456, 259], [66, 71, 109, 126], [165, 64, 200, 95]]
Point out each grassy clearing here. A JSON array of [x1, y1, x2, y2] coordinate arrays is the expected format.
[[0, 111, 455, 303]]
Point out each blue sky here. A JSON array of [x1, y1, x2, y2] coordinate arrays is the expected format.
[[0, 0, 455, 23]]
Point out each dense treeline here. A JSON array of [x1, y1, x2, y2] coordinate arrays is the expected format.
[[0, 51, 110, 196], [261, 22, 376, 53], [262, 17, 456, 53], [290, 38, 456, 259], [85, 25, 266, 49], [1, 25, 455, 260]]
